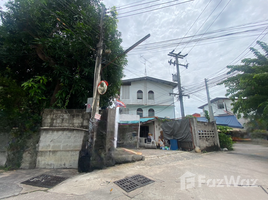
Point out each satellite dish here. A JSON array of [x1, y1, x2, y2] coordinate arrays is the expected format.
[[97, 81, 108, 95]]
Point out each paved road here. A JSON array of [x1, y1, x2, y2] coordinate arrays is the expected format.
[[1, 142, 268, 200]]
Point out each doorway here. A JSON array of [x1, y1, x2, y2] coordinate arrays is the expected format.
[[140, 126, 149, 138]]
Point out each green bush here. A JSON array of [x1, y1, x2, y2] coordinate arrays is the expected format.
[[219, 133, 234, 150], [251, 129, 268, 139]]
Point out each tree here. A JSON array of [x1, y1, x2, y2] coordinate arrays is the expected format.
[[0, 0, 127, 112], [220, 41, 268, 127], [0, 0, 127, 168]]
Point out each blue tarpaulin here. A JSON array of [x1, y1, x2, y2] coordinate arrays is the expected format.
[[197, 115, 243, 128]]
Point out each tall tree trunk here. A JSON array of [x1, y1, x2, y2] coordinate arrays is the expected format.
[[50, 80, 61, 106]]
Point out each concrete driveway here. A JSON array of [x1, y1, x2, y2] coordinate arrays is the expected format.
[[1, 142, 268, 200]]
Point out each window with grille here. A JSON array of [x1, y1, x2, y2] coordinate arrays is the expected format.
[[119, 108, 129, 114], [122, 86, 130, 99], [137, 108, 143, 117], [148, 91, 154, 100], [137, 90, 143, 99], [148, 108, 155, 117], [217, 102, 224, 109]]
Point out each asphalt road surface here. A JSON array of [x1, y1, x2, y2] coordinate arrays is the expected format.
[[1, 142, 268, 200]]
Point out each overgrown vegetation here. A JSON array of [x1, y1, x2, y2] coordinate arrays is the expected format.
[[218, 133, 234, 150], [217, 125, 234, 150], [250, 129, 268, 140], [0, 0, 126, 169], [219, 41, 268, 130], [204, 110, 210, 122]]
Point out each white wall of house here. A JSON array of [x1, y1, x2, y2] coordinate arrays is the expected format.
[[200, 98, 248, 127], [139, 120, 163, 142], [120, 79, 175, 118], [201, 99, 233, 116]]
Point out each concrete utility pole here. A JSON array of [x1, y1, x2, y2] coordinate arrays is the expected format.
[[204, 78, 215, 122], [168, 51, 188, 118], [88, 5, 106, 151], [91, 6, 105, 121]]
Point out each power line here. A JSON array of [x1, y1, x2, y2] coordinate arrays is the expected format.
[[187, 0, 232, 54], [181, 0, 224, 52], [127, 20, 268, 53], [206, 25, 268, 82], [115, 0, 159, 11], [174, 0, 213, 51], [117, 0, 194, 19], [56, 0, 100, 36], [118, 0, 189, 15]]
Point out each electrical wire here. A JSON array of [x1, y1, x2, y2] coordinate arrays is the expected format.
[[118, 0, 189, 15], [181, 0, 224, 52], [116, 0, 160, 11], [127, 21, 268, 54], [206, 25, 268, 82], [174, 0, 213, 51], [187, 0, 232, 54], [117, 0, 194, 19], [56, 0, 100, 36]]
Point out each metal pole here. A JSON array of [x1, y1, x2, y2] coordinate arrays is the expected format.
[[205, 78, 214, 122]]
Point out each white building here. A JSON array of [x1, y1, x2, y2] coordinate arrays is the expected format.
[[198, 97, 248, 127], [117, 76, 177, 145], [119, 76, 177, 119]]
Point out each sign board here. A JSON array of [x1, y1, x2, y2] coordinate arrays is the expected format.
[[86, 97, 93, 113], [95, 113, 101, 120]]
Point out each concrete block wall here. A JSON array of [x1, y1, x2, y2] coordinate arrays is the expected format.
[[195, 120, 220, 151], [36, 109, 89, 169]]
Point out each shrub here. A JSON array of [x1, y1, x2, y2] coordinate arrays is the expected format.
[[219, 133, 234, 150], [251, 129, 268, 140]]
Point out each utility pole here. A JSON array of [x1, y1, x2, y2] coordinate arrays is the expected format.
[[168, 51, 188, 118], [91, 6, 105, 121], [88, 5, 105, 150], [205, 78, 215, 122]]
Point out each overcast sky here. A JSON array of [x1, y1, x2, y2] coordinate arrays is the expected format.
[[102, 0, 268, 117], [1, 0, 268, 117]]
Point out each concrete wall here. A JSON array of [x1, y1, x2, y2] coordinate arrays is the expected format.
[[36, 129, 85, 168], [36, 109, 89, 168], [42, 109, 89, 129], [0, 133, 10, 166], [191, 118, 220, 151], [117, 125, 139, 148], [154, 120, 163, 141]]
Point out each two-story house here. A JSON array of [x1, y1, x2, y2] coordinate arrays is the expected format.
[[198, 97, 247, 127], [119, 76, 177, 118]]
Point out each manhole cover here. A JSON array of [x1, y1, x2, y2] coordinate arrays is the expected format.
[[114, 174, 154, 193], [21, 174, 67, 188]]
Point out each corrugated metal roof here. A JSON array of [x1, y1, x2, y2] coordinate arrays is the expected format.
[[197, 115, 243, 128]]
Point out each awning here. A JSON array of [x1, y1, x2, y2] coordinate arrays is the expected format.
[[119, 118, 155, 125], [197, 115, 243, 128]]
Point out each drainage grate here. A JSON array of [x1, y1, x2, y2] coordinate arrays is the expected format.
[[21, 174, 67, 188], [130, 174, 154, 186], [114, 174, 154, 193]]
